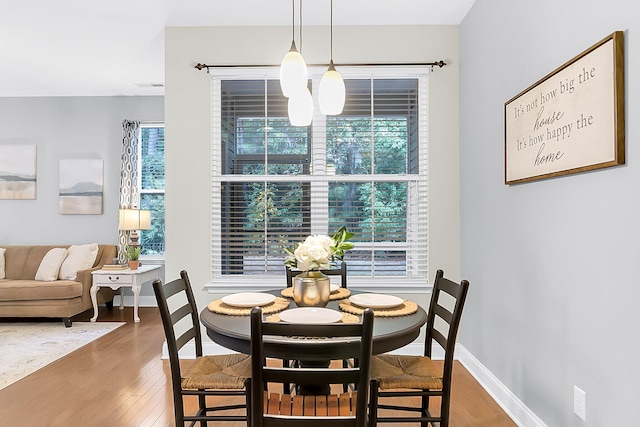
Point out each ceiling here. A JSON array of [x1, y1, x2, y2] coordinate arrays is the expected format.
[[0, 0, 475, 97]]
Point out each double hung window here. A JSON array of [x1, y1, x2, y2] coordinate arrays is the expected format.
[[211, 68, 428, 285], [139, 123, 165, 256]]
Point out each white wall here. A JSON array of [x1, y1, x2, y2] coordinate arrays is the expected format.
[[459, 1, 640, 425], [0, 96, 165, 300], [164, 25, 461, 310]]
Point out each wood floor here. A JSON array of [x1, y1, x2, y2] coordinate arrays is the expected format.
[[0, 306, 516, 426]]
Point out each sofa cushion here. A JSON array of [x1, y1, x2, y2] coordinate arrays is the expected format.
[[59, 243, 98, 280], [0, 279, 83, 301], [35, 248, 68, 281], [4, 246, 63, 280], [0, 247, 5, 279]]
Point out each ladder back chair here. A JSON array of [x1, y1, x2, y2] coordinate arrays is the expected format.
[[369, 269, 469, 427], [284, 261, 350, 392], [153, 270, 251, 426], [249, 306, 374, 427]]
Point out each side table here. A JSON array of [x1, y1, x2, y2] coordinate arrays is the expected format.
[[91, 264, 161, 322]]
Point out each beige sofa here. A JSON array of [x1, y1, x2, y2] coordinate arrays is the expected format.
[[0, 244, 117, 327]]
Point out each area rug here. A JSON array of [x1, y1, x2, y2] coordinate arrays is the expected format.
[[0, 321, 124, 391]]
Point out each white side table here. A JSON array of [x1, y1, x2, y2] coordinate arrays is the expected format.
[[91, 264, 161, 322]]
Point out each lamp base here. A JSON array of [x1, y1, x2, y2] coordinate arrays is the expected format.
[[128, 231, 140, 247]]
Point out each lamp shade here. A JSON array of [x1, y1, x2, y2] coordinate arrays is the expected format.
[[118, 209, 151, 231], [280, 41, 309, 98], [288, 87, 314, 126], [319, 61, 346, 115]]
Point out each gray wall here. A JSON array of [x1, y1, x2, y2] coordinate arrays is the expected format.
[[459, 1, 639, 425], [0, 96, 165, 300]]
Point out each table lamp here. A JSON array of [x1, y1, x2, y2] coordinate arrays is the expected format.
[[118, 208, 151, 247]]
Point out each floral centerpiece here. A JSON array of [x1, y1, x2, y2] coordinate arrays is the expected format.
[[284, 226, 354, 272], [284, 226, 354, 307]]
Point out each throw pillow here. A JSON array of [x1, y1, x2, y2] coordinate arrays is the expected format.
[[59, 243, 99, 280], [35, 248, 68, 281], [0, 247, 5, 279]]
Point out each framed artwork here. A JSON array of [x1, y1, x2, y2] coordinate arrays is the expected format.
[[59, 159, 103, 214], [0, 144, 37, 199], [504, 31, 625, 184]]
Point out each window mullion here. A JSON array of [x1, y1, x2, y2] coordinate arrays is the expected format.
[[310, 75, 328, 235]]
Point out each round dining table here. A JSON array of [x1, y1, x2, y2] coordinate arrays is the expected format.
[[200, 289, 427, 361]]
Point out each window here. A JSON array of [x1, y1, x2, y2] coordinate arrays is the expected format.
[[211, 68, 428, 285], [139, 123, 165, 256]]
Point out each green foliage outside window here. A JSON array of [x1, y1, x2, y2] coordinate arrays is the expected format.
[[140, 126, 165, 256]]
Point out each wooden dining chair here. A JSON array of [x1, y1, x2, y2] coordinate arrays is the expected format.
[[153, 270, 251, 426], [368, 269, 469, 427], [284, 261, 349, 392], [286, 261, 348, 288], [248, 306, 374, 427]]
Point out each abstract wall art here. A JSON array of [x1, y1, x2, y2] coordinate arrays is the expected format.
[[0, 144, 37, 200], [59, 158, 103, 214]]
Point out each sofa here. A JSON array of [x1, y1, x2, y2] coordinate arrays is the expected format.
[[0, 244, 117, 327]]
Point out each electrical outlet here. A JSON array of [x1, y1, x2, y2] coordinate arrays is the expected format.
[[574, 386, 586, 421]]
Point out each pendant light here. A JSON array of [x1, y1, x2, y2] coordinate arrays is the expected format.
[[280, 0, 308, 98], [288, 86, 314, 126], [319, 0, 345, 115]]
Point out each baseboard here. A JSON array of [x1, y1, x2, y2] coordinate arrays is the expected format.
[[456, 344, 547, 427]]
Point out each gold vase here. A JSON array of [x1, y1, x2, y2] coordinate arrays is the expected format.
[[292, 271, 331, 307]]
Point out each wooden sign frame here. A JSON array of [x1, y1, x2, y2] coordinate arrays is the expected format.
[[504, 31, 625, 185]]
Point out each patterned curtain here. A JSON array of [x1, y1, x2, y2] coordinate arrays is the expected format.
[[119, 120, 141, 262]]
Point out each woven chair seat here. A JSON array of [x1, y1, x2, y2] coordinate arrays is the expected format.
[[370, 354, 443, 390], [181, 353, 251, 390]]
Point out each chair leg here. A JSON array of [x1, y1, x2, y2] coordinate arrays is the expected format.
[[175, 397, 184, 426], [421, 394, 429, 427], [440, 390, 450, 427], [245, 379, 252, 427], [369, 380, 379, 426], [199, 393, 207, 427]]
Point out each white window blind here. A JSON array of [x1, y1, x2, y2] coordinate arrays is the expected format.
[[211, 68, 428, 286]]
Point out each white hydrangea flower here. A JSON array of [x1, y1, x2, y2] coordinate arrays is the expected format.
[[284, 227, 352, 272], [294, 234, 334, 271]]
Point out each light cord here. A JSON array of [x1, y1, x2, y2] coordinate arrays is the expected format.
[[330, 0, 334, 61]]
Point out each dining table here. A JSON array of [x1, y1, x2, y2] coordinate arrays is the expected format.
[[200, 288, 427, 362]]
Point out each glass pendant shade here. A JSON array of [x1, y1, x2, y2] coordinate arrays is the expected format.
[[288, 87, 314, 126], [319, 61, 346, 115], [280, 41, 309, 98]]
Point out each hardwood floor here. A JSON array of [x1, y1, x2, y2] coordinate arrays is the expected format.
[[0, 306, 516, 426]]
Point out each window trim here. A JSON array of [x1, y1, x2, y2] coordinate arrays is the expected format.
[[208, 67, 429, 291]]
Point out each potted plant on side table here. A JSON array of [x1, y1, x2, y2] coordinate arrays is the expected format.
[[126, 245, 141, 270]]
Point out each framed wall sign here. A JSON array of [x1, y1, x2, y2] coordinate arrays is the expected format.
[[504, 31, 625, 184]]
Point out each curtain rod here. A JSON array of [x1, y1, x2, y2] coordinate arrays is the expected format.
[[194, 60, 446, 72]]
